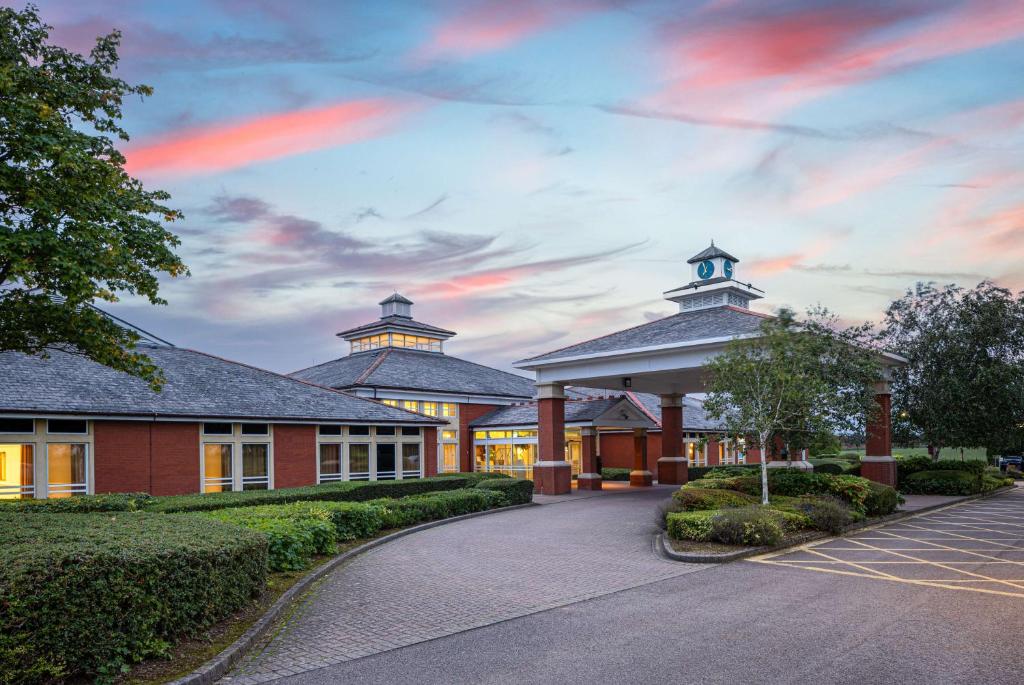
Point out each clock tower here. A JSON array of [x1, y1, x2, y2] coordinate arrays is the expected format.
[[663, 241, 764, 312]]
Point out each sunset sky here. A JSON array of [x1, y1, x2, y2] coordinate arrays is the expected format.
[[35, 0, 1024, 374]]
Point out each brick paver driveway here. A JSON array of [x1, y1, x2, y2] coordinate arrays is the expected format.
[[223, 485, 701, 684], [753, 486, 1024, 597]]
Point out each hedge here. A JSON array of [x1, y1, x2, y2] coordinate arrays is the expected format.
[[600, 467, 631, 481], [145, 475, 478, 513], [666, 506, 806, 544], [896, 456, 987, 484], [201, 489, 509, 571], [672, 487, 758, 511], [474, 478, 533, 505], [0, 513, 267, 684], [901, 470, 1011, 496], [0, 492, 153, 513], [688, 465, 759, 481]]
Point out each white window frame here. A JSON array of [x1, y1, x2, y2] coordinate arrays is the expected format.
[[45, 441, 90, 498], [199, 423, 274, 493], [0, 418, 95, 498], [315, 425, 425, 483], [439, 429, 459, 473]]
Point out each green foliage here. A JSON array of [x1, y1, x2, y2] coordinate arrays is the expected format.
[[897, 456, 987, 486], [145, 476, 476, 513], [863, 481, 901, 516], [881, 282, 1024, 456], [436, 472, 511, 484], [812, 462, 845, 475], [0, 6, 187, 389], [798, 496, 854, 534], [666, 510, 714, 542], [709, 506, 785, 546], [473, 478, 533, 505], [672, 487, 758, 511], [600, 467, 632, 481], [900, 469, 1003, 496], [807, 432, 842, 457], [0, 491, 152, 513], [0, 512, 267, 683]]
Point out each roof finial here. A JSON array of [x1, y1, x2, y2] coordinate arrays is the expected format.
[[711, 238, 715, 247]]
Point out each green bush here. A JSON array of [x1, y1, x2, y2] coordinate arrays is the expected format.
[[812, 462, 845, 475], [0, 492, 153, 513], [146, 476, 476, 513], [600, 467, 632, 481], [897, 456, 987, 484], [474, 478, 534, 505], [666, 510, 715, 541], [672, 487, 758, 511], [0, 513, 267, 683], [863, 481, 900, 516], [702, 465, 760, 479], [799, 496, 853, 534], [902, 470, 980, 495], [436, 472, 511, 484], [709, 506, 784, 546], [202, 509, 336, 571]]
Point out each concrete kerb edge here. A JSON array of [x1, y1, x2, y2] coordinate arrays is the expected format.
[[658, 485, 1016, 564], [167, 502, 537, 685]]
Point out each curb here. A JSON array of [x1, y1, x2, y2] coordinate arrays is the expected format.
[[168, 502, 536, 685], [658, 485, 1016, 564]]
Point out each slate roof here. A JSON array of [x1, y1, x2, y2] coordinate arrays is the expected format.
[[336, 315, 457, 340], [518, 306, 770, 365], [470, 396, 636, 428], [565, 387, 724, 432], [0, 345, 442, 424], [687, 243, 740, 264], [291, 347, 536, 399], [379, 292, 413, 306]]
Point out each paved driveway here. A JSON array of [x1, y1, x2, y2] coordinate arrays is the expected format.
[[224, 485, 703, 684]]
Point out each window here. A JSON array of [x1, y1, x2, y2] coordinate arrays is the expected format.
[[0, 444, 34, 499], [422, 402, 438, 417], [375, 426, 396, 436], [402, 443, 421, 478], [318, 425, 342, 436], [401, 427, 420, 437], [442, 403, 458, 418], [442, 443, 459, 473], [47, 419, 87, 435], [203, 422, 232, 435], [319, 444, 342, 482], [381, 399, 399, 408], [349, 425, 370, 436], [240, 423, 269, 436], [402, 400, 419, 412], [47, 443, 87, 498], [376, 444, 397, 480], [442, 430, 457, 441], [203, 444, 233, 492], [242, 444, 270, 490], [349, 443, 370, 480], [0, 418, 34, 434]]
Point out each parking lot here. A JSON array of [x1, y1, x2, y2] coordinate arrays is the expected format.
[[753, 486, 1024, 597]]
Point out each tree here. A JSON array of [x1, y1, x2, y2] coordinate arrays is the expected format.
[[703, 308, 882, 504], [0, 5, 186, 389], [879, 281, 1024, 458]]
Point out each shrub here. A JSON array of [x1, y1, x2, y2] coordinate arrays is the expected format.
[[474, 478, 534, 505], [672, 487, 758, 511], [0, 513, 267, 683], [666, 510, 714, 541], [799, 496, 853, 534], [902, 470, 980, 496], [202, 510, 336, 571], [601, 467, 632, 481], [0, 492, 153, 513], [863, 481, 900, 516], [436, 472, 511, 484], [146, 476, 476, 513], [812, 462, 845, 475], [709, 506, 784, 546], [703, 465, 760, 479]]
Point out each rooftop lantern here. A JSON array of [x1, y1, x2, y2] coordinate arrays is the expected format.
[[337, 292, 456, 355], [662, 241, 764, 312]]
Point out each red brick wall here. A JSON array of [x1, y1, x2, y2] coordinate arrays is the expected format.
[[458, 403, 499, 472], [151, 422, 200, 496], [423, 427, 438, 477], [598, 431, 661, 472], [865, 392, 892, 457], [93, 421, 152, 493], [274, 424, 316, 488], [538, 397, 565, 462]]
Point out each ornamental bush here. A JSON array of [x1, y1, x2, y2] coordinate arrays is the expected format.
[[0, 513, 267, 684], [672, 487, 758, 511], [146, 475, 476, 513], [799, 496, 854, 534], [812, 462, 845, 475], [600, 467, 632, 481], [709, 506, 784, 546], [0, 492, 153, 513], [901, 470, 979, 495], [473, 478, 533, 505], [666, 510, 715, 541], [863, 481, 900, 516]]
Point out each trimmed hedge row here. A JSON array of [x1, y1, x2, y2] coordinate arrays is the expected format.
[[672, 487, 758, 511], [901, 470, 1011, 496], [600, 467, 631, 481], [666, 506, 806, 545], [896, 456, 987, 484], [0, 513, 268, 684], [200, 488, 510, 571], [0, 492, 154, 513], [474, 478, 533, 505]]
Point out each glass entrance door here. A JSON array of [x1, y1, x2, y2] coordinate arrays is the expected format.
[[376, 443, 396, 480]]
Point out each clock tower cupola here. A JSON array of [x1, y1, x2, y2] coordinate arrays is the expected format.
[[662, 241, 764, 312]]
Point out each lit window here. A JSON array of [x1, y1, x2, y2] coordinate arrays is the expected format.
[[203, 444, 233, 492], [441, 443, 458, 472], [47, 443, 87, 498], [422, 402, 438, 416], [403, 400, 419, 412], [381, 399, 399, 408], [441, 430, 457, 441], [0, 444, 34, 499], [442, 403, 458, 418], [319, 444, 342, 482]]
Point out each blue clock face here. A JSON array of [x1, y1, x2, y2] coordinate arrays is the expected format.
[[723, 260, 734, 279], [697, 260, 715, 279]]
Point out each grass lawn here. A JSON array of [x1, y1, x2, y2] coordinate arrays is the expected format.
[[837, 447, 988, 461]]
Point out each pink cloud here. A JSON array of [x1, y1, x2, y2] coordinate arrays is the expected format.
[[124, 98, 418, 176], [746, 235, 847, 276]]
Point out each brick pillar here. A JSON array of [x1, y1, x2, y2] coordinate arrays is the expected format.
[[577, 427, 602, 490], [630, 427, 653, 486], [707, 437, 720, 466], [535, 383, 571, 494], [861, 381, 896, 487], [657, 394, 688, 485], [423, 427, 438, 477]]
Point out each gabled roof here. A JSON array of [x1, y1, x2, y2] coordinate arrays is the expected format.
[[517, 306, 770, 366], [564, 387, 725, 432], [336, 315, 456, 340], [291, 347, 536, 399], [0, 346, 442, 424], [687, 243, 740, 264], [469, 395, 656, 429]]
